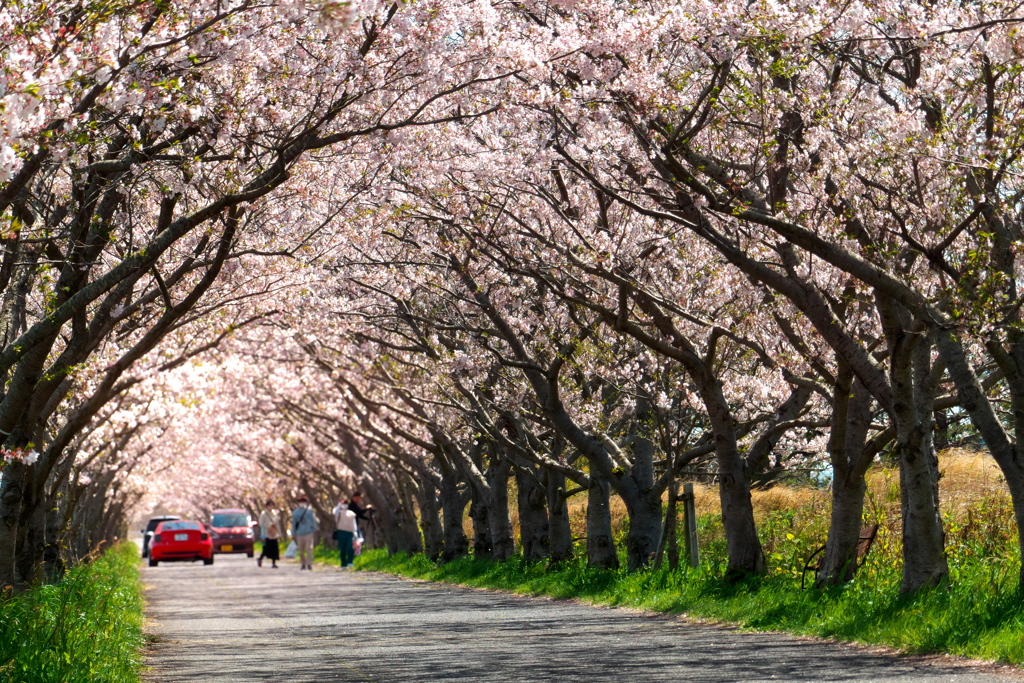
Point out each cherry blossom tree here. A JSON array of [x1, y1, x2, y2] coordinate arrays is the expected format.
[[7, 0, 1024, 599], [0, 0, 513, 589], [509, 0, 1024, 591]]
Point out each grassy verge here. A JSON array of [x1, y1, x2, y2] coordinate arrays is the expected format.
[[351, 453, 1024, 665], [355, 548, 1024, 666], [0, 543, 145, 683], [314, 542, 340, 565]]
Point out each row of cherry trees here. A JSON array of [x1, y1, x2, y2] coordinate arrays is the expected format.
[[0, 0, 512, 589], [202, 0, 1022, 594], [3, 0, 1023, 594]]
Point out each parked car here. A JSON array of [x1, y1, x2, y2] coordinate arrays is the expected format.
[[141, 515, 181, 558], [148, 520, 213, 567], [209, 508, 255, 557]]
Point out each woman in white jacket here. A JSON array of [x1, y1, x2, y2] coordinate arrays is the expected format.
[[333, 498, 359, 569]]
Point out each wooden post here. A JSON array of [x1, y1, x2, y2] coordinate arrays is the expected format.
[[682, 483, 699, 568]]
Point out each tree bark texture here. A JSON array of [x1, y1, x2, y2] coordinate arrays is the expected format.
[[891, 330, 948, 593], [470, 492, 492, 559], [620, 482, 661, 571], [439, 472, 469, 562], [390, 476, 424, 555], [817, 375, 875, 587], [619, 391, 662, 570], [545, 470, 574, 562], [487, 458, 515, 561], [0, 464, 26, 589], [417, 482, 444, 561], [586, 478, 618, 569], [516, 465, 550, 561]]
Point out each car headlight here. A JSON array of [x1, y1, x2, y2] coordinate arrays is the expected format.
[[245, 529, 254, 538]]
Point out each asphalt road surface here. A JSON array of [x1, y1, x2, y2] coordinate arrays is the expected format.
[[143, 554, 1018, 682]]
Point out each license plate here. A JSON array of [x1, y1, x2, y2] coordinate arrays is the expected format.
[[221, 545, 233, 552], [174, 533, 188, 541]]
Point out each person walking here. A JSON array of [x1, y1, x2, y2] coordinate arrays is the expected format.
[[257, 500, 282, 568], [291, 495, 318, 571], [333, 497, 358, 569]]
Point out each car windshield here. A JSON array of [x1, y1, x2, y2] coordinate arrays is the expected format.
[[160, 521, 200, 531], [211, 513, 249, 527], [147, 517, 179, 531]]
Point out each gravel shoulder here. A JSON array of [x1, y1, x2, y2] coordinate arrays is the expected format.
[[143, 554, 1020, 682]]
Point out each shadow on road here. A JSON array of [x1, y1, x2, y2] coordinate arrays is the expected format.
[[144, 556, 1013, 683]]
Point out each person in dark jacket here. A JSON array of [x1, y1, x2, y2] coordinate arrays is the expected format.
[[348, 492, 373, 546], [348, 492, 371, 522]]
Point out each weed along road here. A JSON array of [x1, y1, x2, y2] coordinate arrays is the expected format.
[[143, 555, 1016, 683]]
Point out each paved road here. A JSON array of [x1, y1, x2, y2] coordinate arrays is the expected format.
[[143, 554, 1017, 682]]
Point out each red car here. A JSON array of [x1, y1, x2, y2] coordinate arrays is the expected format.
[[209, 508, 255, 556], [148, 520, 213, 567]]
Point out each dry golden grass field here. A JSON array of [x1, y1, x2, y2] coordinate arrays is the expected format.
[[495, 449, 1018, 574]]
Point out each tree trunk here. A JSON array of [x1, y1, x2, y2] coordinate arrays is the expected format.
[[16, 486, 45, 585], [43, 480, 67, 582], [892, 330, 948, 593], [516, 465, 549, 561], [392, 476, 424, 555], [469, 491, 492, 559], [718, 466, 765, 580], [545, 470, 573, 562], [620, 484, 662, 570], [818, 476, 867, 586], [666, 495, 680, 570], [586, 477, 618, 569], [817, 374, 875, 587], [692, 369, 764, 578], [933, 409, 949, 452], [487, 458, 515, 561], [417, 482, 444, 561], [620, 392, 661, 570], [897, 426, 948, 592], [439, 472, 469, 562], [394, 518, 423, 555], [0, 463, 26, 589]]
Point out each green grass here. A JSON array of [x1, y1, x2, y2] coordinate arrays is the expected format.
[[313, 542, 341, 565], [0, 543, 145, 683], [355, 547, 1024, 666]]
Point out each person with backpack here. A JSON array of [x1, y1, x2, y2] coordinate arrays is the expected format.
[[291, 495, 318, 571], [333, 497, 358, 569]]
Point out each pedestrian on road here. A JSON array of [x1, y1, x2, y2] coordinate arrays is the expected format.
[[348, 491, 371, 524], [291, 495, 318, 570], [257, 500, 282, 568], [348, 491, 374, 544], [333, 497, 358, 569]]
